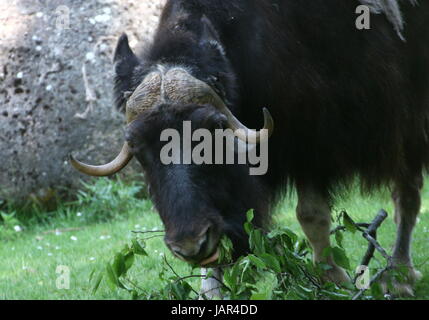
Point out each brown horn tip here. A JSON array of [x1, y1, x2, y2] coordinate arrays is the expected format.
[[238, 107, 274, 144], [69, 143, 133, 177], [262, 107, 274, 137], [228, 107, 274, 144]]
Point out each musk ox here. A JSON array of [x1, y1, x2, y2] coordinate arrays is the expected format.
[[71, 0, 429, 297]]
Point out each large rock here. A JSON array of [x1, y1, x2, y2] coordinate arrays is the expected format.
[[0, 0, 165, 203]]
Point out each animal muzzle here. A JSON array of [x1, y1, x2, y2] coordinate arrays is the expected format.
[[165, 224, 220, 266], [70, 66, 274, 177]]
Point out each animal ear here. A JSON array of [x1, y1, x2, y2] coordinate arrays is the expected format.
[[199, 15, 225, 55], [113, 33, 138, 63], [114, 34, 140, 112]]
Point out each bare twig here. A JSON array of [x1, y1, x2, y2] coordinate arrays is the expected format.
[[137, 235, 164, 241], [330, 223, 370, 235], [337, 209, 394, 300], [330, 209, 393, 299], [163, 255, 181, 278], [74, 65, 96, 119], [352, 264, 393, 300], [122, 276, 147, 293], [297, 266, 322, 289], [174, 275, 207, 282], [359, 210, 388, 267], [362, 232, 392, 262]]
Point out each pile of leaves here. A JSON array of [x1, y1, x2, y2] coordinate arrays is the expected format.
[[91, 210, 392, 300]]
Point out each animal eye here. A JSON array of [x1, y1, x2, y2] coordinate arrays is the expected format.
[[123, 91, 133, 100]]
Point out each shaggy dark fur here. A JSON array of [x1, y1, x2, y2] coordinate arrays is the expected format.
[[114, 0, 429, 256], [126, 104, 270, 255]]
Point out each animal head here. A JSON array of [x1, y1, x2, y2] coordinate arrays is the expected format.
[[71, 15, 273, 265]]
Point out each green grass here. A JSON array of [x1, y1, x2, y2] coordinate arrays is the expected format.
[[1, 178, 429, 299]]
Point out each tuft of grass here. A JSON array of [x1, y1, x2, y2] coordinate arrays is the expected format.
[[0, 211, 22, 241], [66, 178, 146, 224]]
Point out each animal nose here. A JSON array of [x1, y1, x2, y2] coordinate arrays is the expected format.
[[166, 227, 211, 262]]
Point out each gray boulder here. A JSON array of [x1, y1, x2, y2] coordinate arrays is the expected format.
[[0, 0, 165, 203]]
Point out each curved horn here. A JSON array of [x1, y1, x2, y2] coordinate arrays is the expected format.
[[205, 87, 274, 144], [219, 104, 274, 144], [69, 142, 133, 177], [167, 69, 274, 144]]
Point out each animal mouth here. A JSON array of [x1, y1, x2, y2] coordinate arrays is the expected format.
[[200, 248, 220, 266]]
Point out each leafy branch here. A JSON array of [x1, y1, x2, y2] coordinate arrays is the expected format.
[[92, 208, 396, 300]]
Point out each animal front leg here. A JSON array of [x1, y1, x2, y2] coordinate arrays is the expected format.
[[296, 184, 350, 285], [382, 172, 423, 296], [200, 268, 223, 299]]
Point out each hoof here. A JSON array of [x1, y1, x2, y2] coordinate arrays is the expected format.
[[380, 266, 422, 298]]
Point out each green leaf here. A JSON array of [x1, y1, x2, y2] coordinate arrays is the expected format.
[[246, 209, 254, 223], [244, 222, 253, 235], [223, 270, 233, 291], [320, 289, 350, 300], [248, 255, 266, 269], [370, 281, 384, 299], [223, 264, 241, 294], [335, 231, 344, 248], [230, 263, 241, 282], [205, 269, 214, 279], [341, 281, 356, 291], [331, 246, 351, 271], [88, 268, 96, 283], [259, 253, 281, 273], [131, 290, 139, 300], [298, 285, 313, 293], [250, 292, 269, 300], [343, 212, 358, 234], [124, 252, 135, 272], [91, 272, 104, 294], [218, 236, 233, 263], [112, 252, 126, 278], [249, 229, 266, 254], [105, 263, 119, 290], [295, 238, 309, 254], [169, 282, 193, 300], [269, 227, 298, 242], [132, 238, 148, 256], [239, 259, 251, 283]]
